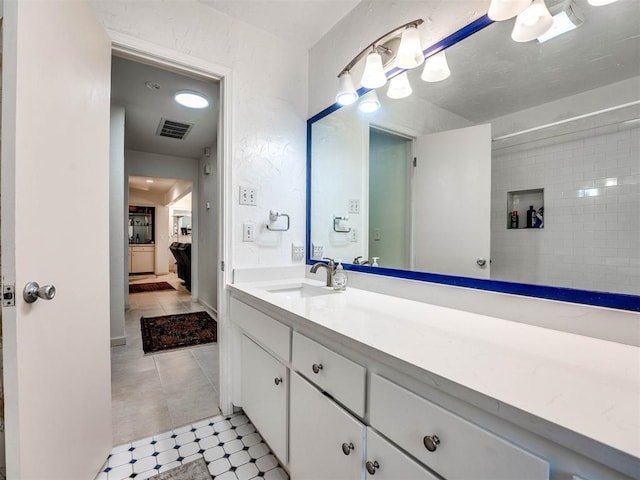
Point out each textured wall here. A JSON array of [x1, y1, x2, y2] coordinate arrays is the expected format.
[[90, 0, 308, 269]]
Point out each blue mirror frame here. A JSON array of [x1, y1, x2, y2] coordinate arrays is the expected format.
[[306, 14, 640, 312]]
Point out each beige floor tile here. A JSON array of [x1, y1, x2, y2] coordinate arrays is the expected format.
[[111, 273, 219, 446]]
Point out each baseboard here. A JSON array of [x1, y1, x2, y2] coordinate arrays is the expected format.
[[110, 336, 126, 347], [198, 299, 218, 319]]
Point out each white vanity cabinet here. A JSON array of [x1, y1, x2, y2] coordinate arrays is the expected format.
[[289, 372, 365, 480], [369, 374, 550, 479], [240, 335, 288, 464], [231, 297, 291, 465], [365, 428, 440, 480]]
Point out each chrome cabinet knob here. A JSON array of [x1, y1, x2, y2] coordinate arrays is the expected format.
[[366, 460, 380, 475], [23, 281, 56, 304], [312, 363, 323, 374], [341, 442, 354, 456], [274, 377, 283, 386], [476, 257, 487, 267], [423, 434, 440, 452]]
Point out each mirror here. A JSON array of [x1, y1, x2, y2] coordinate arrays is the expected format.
[[308, 1, 639, 310]]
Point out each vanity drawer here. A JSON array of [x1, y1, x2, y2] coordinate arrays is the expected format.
[[369, 374, 549, 479], [292, 332, 366, 417], [230, 297, 291, 362], [129, 245, 154, 252]]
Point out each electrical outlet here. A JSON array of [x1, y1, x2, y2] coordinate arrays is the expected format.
[[239, 186, 257, 206], [243, 223, 255, 242], [312, 243, 323, 259], [348, 199, 360, 214], [374, 229, 381, 241], [349, 227, 358, 242], [292, 243, 305, 261]]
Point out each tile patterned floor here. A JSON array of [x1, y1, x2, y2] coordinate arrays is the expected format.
[[96, 413, 288, 480], [112, 274, 220, 445]]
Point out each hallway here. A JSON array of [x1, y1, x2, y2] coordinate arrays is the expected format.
[[111, 274, 219, 445]]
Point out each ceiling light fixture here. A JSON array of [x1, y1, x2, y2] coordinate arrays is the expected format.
[[537, 3, 584, 43], [174, 90, 209, 109], [488, 0, 532, 21], [587, 0, 618, 5], [421, 51, 451, 82], [358, 91, 381, 113], [146, 179, 154, 183], [387, 72, 413, 99], [336, 19, 424, 104], [511, 0, 553, 42]]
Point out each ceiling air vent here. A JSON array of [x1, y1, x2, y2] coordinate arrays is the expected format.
[[156, 118, 193, 140]]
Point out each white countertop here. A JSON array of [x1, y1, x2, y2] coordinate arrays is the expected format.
[[229, 278, 640, 461]]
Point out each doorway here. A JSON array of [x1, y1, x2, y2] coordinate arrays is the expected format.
[[111, 55, 223, 445]]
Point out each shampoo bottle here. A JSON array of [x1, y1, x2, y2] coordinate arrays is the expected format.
[[332, 260, 347, 291], [526, 205, 535, 228]]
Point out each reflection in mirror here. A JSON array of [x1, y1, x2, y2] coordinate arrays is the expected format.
[[309, 0, 639, 304]]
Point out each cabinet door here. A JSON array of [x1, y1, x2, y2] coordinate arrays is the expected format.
[[290, 372, 365, 480], [131, 250, 154, 273], [241, 335, 288, 464], [365, 428, 439, 480]]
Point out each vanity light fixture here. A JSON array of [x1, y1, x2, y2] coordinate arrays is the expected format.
[[421, 50, 451, 82], [358, 91, 381, 113], [537, 3, 584, 43], [511, 0, 553, 42], [145, 179, 154, 183], [488, 0, 532, 21], [335, 19, 424, 104], [387, 72, 412, 99], [174, 90, 209, 109], [394, 24, 425, 70], [361, 49, 388, 89]]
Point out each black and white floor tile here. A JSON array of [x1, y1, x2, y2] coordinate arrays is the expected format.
[[96, 412, 288, 480]]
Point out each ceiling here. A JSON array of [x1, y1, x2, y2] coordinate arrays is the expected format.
[[402, 0, 640, 123], [198, 0, 361, 49], [111, 56, 219, 160]]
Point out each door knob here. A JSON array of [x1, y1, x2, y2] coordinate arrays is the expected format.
[[23, 281, 56, 304]]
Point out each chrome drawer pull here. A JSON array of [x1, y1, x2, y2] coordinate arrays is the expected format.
[[341, 442, 354, 455], [312, 363, 323, 374], [366, 460, 380, 475], [274, 377, 283, 386], [423, 434, 440, 452]]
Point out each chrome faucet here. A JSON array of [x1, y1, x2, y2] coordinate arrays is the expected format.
[[353, 256, 370, 265], [310, 258, 335, 286]]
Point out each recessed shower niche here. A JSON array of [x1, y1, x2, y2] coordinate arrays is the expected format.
[[507, 189, 544, 229]]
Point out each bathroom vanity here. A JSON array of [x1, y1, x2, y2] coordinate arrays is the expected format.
[[229, 278, 639, 480]]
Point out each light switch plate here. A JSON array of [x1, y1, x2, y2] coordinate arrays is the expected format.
[[239, 186, 257, 206], [348, 199, 359, 214], [312, 243, 323, 259], [243, 223, 255, 242]]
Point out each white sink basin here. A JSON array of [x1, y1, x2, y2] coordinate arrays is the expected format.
[[262, 282, 338, 299]]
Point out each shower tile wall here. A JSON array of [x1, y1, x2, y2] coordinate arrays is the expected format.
[[491, 125, 639, 295]]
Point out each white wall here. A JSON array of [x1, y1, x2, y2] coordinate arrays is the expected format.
[[90, 1, 308, 270], [109, 105, 126, 345], [198, 151, 218, 313]]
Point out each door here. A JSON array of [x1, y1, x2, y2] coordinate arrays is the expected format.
[[1, 2, 113, 478], [240, 335, 288, 464], [414, 124, 492, 278], [290, 373, 365, 480]]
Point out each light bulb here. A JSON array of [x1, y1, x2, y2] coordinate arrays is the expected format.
[[421, 51, 451, 82], [511, 0, 553, 42], [488, 0, 532, 21], [360, 51, 387, 89], [358, 91, 381, 113], [394, 25, 424, 70], [387, 72, 412, 99], [336, 72, 358, 105]]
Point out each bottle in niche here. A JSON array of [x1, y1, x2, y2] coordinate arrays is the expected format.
[[510, 211, 519, 229], [135, 233, 140, 244], [526, 205, 536, 228], [332, 260, 347, 291]]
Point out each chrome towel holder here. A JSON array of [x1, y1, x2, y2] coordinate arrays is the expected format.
[[266, 210, 290, 231]]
